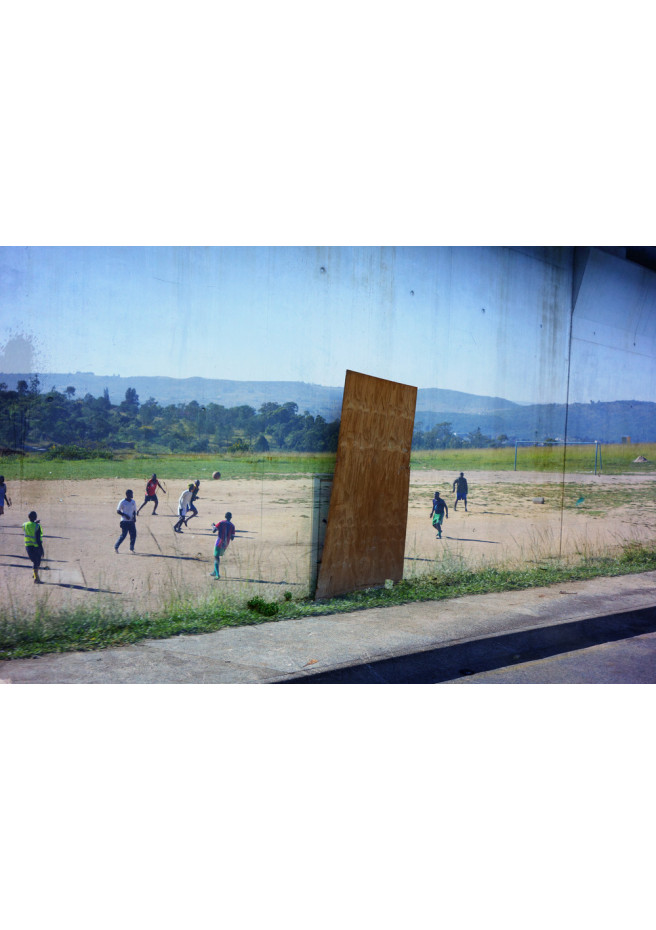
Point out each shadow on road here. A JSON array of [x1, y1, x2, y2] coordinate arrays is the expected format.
[[280, 606, 656, 684]]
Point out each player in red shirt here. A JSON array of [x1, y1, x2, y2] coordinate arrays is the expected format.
[[137, 473, 166, 515]]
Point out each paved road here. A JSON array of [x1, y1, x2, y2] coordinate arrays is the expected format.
[[447, 629, 656, 683]]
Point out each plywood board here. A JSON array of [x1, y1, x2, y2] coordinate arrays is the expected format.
[[315, 370, 417, 599]]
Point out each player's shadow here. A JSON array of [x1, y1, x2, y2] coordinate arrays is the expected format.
[[203, 529, 253, 535], [1, 531, 69, 539], [442, 536, 500, 544], [183, 530, 256, 538], [210, 529, 253, 535], [2, 562, 42, 570], [137, 513, 175, 519], [478, 510, 513, 516], [45, 581, 121, 594], [231, 577, 303, 586], [135, 553, 204, 562], [0, 562, 118, 593], [5, 554, 67, 563]]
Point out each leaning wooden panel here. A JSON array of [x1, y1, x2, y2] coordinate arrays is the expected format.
[[315, 370, 417, 600]]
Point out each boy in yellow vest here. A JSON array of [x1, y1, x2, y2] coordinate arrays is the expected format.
[[23, 510, 44, 583]]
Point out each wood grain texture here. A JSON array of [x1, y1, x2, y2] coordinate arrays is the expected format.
[[315, 370, 417, 599]]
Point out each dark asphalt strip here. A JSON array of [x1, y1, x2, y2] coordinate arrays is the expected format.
[[277, 605, 656, 684]]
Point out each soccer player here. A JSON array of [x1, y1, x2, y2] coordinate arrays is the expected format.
[[173, 484, 195, 533], [210, 511, 236, 578], [0, 476, 11, 524], [453, 472, 468, 511], [431, 492, 448, 539], [115, 489, 137, 553], [184, 479, 201, 525], [23, 510, 44, 583], [137, 473, 166, 515]]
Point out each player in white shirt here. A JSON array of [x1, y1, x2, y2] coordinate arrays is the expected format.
[[114, 489, 137, 553], [173, 484, 195, 533]]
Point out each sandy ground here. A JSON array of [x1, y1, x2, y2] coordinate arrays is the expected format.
[[1, 470, 655, 620]]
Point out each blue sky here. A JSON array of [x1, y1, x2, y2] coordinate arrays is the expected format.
[[0, 245, 654, 405]]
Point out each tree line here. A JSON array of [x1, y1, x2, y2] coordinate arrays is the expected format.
[[0, 378, 341, 455], [0, 377, 504, 457]]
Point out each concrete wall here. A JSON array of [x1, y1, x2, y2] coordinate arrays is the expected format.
[[571, 247, 656, 405]]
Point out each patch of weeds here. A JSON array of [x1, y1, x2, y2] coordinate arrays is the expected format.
[[618, 541, 655, 569], [246, 596, 280, 617]]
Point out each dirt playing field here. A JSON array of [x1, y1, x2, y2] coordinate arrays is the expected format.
[[1, 470, 655, 620]]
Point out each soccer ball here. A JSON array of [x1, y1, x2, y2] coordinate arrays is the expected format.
[[212, 471, 221, 480]]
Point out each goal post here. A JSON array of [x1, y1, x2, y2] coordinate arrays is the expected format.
[[513, 440, 602, 474]]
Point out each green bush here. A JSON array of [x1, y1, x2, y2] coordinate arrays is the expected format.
[[44, 442, 114, 460], [228, 438, 250, 453]]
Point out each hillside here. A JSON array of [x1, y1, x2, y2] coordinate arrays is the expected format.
[[1, 372, 520, 419], [1, 372, 344, 418], [2, 372, 655, 442], [417, 400, 656, 443]]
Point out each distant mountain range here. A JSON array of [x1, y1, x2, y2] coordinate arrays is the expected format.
[[1, 371, 520, 417], [2, 372, 345, 418], [2, 372, 655, 442], [415, 401, 656, 443]]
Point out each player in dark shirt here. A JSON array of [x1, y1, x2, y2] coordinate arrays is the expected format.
[[210, 511, 236, 578], [453, 472, 468, 511], [430, 492, 448, 539]]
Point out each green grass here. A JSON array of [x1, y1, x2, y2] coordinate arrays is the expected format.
[[0, 451, 337, 482], [410, 443, 656, 474], [2, 540, 655, 661], [2, 443, 654, 482]]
